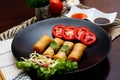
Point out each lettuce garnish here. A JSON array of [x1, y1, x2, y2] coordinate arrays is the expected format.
[[16, 52, 78, 80]]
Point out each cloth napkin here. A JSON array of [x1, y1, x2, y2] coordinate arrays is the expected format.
[[0, 39, 31, 80]]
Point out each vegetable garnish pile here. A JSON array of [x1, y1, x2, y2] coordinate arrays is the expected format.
[[16, 52, 78, 80]]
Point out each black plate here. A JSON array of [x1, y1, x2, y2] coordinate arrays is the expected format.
[[11, 18, 111, 73]]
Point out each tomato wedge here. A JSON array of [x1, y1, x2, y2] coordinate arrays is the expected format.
[[62, 26, 76, 41], [52, 24, 65, 38], [80, 31, 96, 45], [74, 27, 90, 41]]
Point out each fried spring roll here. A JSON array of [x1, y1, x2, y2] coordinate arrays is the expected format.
[[33, 35, 52, 53], [43, 38, 64, 57], [68, 43, 87, 61], [53, 51, 67, 60], [63, 41, 74, 55], [53, 41, 74, 60]]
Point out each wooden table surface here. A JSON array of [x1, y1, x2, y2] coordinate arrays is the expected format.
[[0, 0, 120, 80]]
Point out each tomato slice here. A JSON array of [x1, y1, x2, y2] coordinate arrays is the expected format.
[[80, 32, 96, 45], [52, 24, 65, 38], [62, 26, 76, 41], [74, 27, 90, 41]]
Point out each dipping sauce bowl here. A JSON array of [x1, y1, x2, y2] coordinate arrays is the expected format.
[[65, 6, 117, 26]]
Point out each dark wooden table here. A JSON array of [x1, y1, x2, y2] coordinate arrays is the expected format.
[[0, 0, 120, 80]]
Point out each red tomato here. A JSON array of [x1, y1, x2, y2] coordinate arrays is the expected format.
[[62, 26, 76, 41], [49, 0, 63, 15], [52, 24, 65, 38], [74, 27, 90, 41], [80, 32, 96, 45]]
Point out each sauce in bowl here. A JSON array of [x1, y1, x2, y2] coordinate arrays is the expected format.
[[71, 13, 88, 19], [94, 17, 110, 25]]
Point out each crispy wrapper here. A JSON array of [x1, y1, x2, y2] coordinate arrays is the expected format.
[[62, 41, 74, 55], [53, 51, 67, 60], [53, 41, 74, 60], [33, 34, 52, 53], [68, 43, 87, 61], [43, 38, 64, 57]]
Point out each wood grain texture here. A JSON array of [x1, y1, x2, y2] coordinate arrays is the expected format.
[[0, 70, 5, 80], [0, 0, 34, 33]]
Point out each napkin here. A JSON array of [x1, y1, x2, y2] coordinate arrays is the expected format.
[[0, 39, 31, 80]]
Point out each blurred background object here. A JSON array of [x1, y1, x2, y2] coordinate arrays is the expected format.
[[0, 0, 34, 33]]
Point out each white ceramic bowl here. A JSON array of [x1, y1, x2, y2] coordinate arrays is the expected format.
[[65, 6, 117, 26]]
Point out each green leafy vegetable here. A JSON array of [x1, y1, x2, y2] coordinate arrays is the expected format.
[[60, 45, 69, 52], [26, 0, 49, 8], [16, 53, 78, 80], [50, 41, 58, 49]]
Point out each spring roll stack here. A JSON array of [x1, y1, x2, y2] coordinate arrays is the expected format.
[[43, 38, 64, 57], [53, 41, 74, 60], [33, 35, 87, 62]]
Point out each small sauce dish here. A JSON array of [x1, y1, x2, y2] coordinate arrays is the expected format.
[[65, 6, 118, 26]]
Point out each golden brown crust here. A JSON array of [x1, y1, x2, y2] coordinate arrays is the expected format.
[[63, 41, 74, 55], [53, 41, 74, 60], [53, 51, 67, 60], [68, 43, 87, 61], [33, 35, 52, 53], [43, 38, 64, 57]]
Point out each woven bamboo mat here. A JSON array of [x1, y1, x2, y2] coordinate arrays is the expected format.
[[0, 3, 120, 41], [0, 16, 120, 41]]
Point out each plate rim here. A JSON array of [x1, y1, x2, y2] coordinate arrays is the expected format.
[[12, 18, 111, 73]]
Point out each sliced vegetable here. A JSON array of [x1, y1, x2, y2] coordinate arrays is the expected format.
[[62, 26, 76, 41], [80, 31, 96, 45], [52, 24, 97, 45], [16, 52, 78, 80], [74, 27, 90, 41], [52, 24, 65, 38]]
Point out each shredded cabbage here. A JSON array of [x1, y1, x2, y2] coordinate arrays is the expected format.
[[16, 52, 78, 80]]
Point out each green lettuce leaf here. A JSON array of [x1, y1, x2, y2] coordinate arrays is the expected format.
[[16, 58, 78, 80]]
